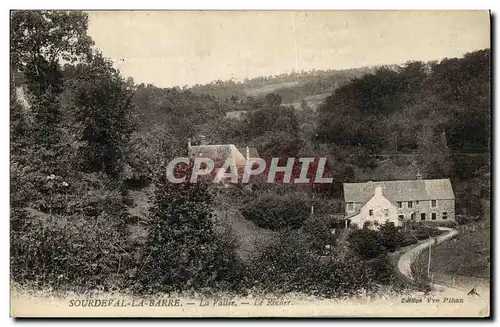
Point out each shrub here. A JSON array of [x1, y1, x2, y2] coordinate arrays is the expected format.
[[10, 208, 135, 292], [137, 165, 245, 294], [377, 221, 404, 252], [402, 221, 443, 239], [250, 230, 372, 297], [348, 228, 387, 259], [301, 214, 338, 254], [364, 254, 400, 286], [349, 221, 425, 258], [241, 191, 311, 230]]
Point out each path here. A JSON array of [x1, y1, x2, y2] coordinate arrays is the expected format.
[[397, 226, 458, 281], [397, 226, 490, 319], [396, 226, 481, 299]]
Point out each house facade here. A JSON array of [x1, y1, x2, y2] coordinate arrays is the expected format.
[[343, 176, 455, 227]]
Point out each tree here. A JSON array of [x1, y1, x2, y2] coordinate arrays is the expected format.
[[301, 214, 336, 254], [10, 10, 93, 96], [300, 99, 309, 110], [138, 163, 243, 292], [66, 52, 135, 178], [11, 11, 94, 146], [241, 191, 311, 230]]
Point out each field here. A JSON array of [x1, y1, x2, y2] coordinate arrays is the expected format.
[[414, 200, 490, 286]]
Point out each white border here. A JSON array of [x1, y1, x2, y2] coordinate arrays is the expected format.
[[2, 1, 498, 326]]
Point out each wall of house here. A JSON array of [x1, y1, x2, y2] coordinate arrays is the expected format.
[[349, 187, 400, 227], [345, 202, 362, 216], [396, 199, 455, 222]]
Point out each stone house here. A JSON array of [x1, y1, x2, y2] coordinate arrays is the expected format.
[[343, 175, 455, 227]]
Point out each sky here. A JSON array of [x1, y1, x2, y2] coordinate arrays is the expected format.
[[87, 11, 490, 88]]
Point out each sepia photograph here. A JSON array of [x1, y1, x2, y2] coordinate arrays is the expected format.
[[9, 9, 491, 318]]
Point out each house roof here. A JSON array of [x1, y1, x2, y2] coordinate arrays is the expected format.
[[343, 179, 455, 203], [188, 144, 247, 166]]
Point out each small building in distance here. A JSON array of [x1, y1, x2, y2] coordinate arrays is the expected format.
[[187, 135, 259, 184], [343, 175, 455, 227]]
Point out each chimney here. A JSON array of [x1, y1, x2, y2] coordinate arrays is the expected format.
[[200, 135, 207, 145], [187, 138, 192, 148], [246, 146, 250, 160], [374, 186, 383, 196], [416, 171, 422, 180]]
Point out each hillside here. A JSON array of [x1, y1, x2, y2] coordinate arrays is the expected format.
[[415, 200, 490, 282], [188, 67, 374, 111]]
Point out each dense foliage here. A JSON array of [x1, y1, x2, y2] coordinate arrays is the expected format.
[[137, 164, 244, 293], [10, 10, 490, 297], [348, 221, 444, 260], [241, 191, 311, 230]]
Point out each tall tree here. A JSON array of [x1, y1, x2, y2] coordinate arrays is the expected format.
[[10, 11, 94, 144], [139, 163, 242, 292], [10, 10, 93, 96], [67, 52, 135, 178]]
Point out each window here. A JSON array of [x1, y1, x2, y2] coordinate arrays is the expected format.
[[410, 213, 415, 220], [442, 212, 448, 219], [347, 202, 353, 211], [421, 213, 426, 221], [384, 209, 389, 216], [398, 215, 404, 220], [369, 209, 373, 216], [408, 201, 413, 208], [432, 213, 437, 220], [397, 202, 402, 208], [431, 200, 437, 208]]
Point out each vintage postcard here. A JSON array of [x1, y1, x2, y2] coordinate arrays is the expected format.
[[10, 10, 491, 318]]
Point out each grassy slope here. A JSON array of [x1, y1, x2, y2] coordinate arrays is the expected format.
[[415, 200, 490, 282], [214, 208, 276, 261]]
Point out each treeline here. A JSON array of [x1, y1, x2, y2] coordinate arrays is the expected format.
[[316, 53, 490, 154], [188, 67, 372, 104]]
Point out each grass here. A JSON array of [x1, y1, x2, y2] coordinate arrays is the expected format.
[[414, 200, 490, 282]]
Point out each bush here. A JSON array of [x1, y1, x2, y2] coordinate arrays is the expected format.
[[348, 228, 388, 259], [241, 191, 311, 230], [301, 215, 337, 254], [456, 188, 484, 218], [364, 254, 400, 285], [349, 221, 427, 258], [250, 230, 373, 297], [10, 208, 135, 292], [137, 166, 245, 294], [402, 221, 443, 239], [378, 221, 404, 252]]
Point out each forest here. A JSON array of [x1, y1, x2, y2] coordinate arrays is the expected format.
[[10, 11, 490, 297]]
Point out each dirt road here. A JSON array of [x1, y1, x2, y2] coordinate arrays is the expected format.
[[397, 226, 458, 280]]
